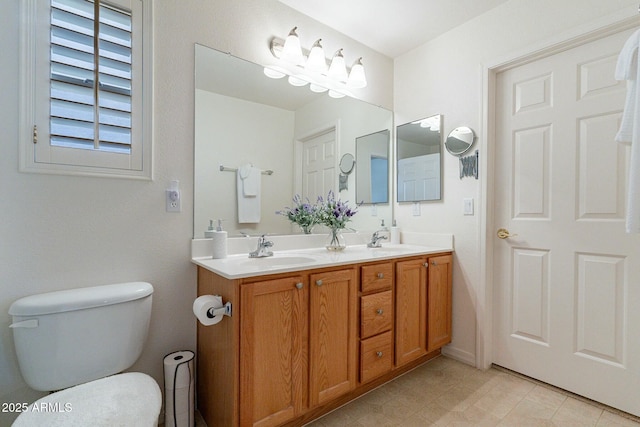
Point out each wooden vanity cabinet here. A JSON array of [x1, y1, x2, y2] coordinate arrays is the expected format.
[[358, 262, 394, 384], [395, 257, 428, 366], [239, 275, 308, 427], [239, 268, 357, 426], [196, 251, 452, 427], [426, 254, 453, 351], [395, 254, 453, 367]]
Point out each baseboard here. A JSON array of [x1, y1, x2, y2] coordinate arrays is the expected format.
[[441, 345, 476, 367]]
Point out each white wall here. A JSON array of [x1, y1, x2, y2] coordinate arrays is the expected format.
[[194, 89, 296, 236], [393, 0, 639, 365], [0, 0, 392, 424]]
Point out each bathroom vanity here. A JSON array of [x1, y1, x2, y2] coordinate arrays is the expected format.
[[193, 243, 452, 427]]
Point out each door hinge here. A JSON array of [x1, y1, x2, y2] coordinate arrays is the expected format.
[[33, 125, 38, 144]]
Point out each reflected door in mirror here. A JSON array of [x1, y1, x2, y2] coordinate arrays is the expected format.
[[356, 129, 390, 204]]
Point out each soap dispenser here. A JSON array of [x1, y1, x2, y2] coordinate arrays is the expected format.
[[390, 219, 400, 244], [204, 220, 216, 238], [211, 219, 227, 259]]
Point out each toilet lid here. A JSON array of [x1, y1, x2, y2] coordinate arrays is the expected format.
[[13, 372, 161, 427]]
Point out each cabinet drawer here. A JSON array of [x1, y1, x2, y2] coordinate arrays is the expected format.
[[361, 263, 393, 293], [360, 331, 393, 383], [360, 290, 392, 339]]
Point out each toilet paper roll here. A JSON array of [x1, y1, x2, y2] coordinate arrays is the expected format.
[[211, 230, 227, 259], [164, 350, 194, 427], [193, 295, 224, 326]]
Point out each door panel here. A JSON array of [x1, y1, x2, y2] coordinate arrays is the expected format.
[[494, 28, 640, 416]]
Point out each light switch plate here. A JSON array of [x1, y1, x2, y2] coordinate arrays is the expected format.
[[412, 202, 421, 216], [463, 198, 474, 215]]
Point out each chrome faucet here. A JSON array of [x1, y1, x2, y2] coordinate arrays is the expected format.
[[367, 229, 388, 248], [249, 235, 274, 258]]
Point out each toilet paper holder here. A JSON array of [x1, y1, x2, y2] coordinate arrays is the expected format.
[[207, 302, 232, 319]]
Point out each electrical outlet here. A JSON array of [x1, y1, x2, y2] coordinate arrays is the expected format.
[[166, 180, 181, 212], [370, 204, 377, 216], [166, 190, 181, 212]]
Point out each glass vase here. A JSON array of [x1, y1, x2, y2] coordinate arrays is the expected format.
[[325, 226, 346, 251], [299, 224, 314, 234]]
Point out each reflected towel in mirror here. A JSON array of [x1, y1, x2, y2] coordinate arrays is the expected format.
[[237, 164, 261, 223]]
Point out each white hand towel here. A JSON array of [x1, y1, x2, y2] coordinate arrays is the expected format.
[[615, 29, 640, 233], [241, 165, 260, 197], [237, 165, 261, 223]]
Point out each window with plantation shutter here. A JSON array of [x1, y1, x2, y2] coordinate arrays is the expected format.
[[19, 0, 152, 179]]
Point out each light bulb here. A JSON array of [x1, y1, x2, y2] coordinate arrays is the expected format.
[[310, 83, 328, 93], [280, 27, 304, 65], [288, 75, 308, 87], [328, 49, 348, 82], [263, 66, 286, 79], [305, 39, 327, 73], [347, 57, 367, 88]]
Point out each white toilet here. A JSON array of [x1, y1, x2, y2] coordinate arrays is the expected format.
[[9, 282, 162, 426]]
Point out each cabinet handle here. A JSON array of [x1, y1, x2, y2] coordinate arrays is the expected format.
[[376, 351, 383, 358], [295, 282, 303, 289], [316, 279, 323, 286], [377, 272, 384, 279], [424, 262, 429, 268], [376, 308, 384, 315], [431, 261, 438, 266]]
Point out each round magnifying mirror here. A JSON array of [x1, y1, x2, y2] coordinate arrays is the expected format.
[[339, 153, 355, 174], [445, 127, 475, 156]]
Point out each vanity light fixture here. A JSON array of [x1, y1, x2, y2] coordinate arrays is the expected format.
[[264, 27, 368, 98], [412, 116, 440, 132]]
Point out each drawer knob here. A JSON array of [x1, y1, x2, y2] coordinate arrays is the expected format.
[[376, 308, 384, 315], [295, 282, 303, 289], [377, 272, 384, 279], [431, 261, 438, 266], [316, 279, 323, 286], [376, 351, 383, 358]]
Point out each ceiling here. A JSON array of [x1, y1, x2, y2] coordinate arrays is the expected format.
[[278, 0, 510, 58]]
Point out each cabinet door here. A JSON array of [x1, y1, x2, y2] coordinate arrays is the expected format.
[[309, 268, 358, 407], [427, 254, 453, 351], [395, 257, 428, 366], [240, 276, 308, 427]]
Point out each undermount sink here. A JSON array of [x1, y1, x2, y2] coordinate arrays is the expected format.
[[239, 256, 316, 268]]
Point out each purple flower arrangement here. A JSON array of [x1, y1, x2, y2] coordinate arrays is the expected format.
[[277, 191, 358, 232], [316, 190, 357, 230], [276, 194, 319, 233]]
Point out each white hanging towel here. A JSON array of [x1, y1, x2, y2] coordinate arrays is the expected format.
[[237, 164, 261, 223], [615, 29, 640, 233]]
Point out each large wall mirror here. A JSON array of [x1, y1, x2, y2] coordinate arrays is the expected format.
[[194, 44, 393, 237], [396, 115, 442, 202], [356, 130, 389, 204]]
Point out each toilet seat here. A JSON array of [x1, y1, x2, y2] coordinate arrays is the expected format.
[[13, 372, 161, 426]]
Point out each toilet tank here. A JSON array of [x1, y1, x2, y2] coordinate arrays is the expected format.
[[9, 282, 153, 391]]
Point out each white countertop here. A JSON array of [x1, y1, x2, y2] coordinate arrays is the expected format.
[[192, 243, 452, 280]]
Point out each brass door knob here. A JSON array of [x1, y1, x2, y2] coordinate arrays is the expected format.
[[497, 228, 518, 239]]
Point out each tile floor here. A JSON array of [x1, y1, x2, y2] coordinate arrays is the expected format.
[[306, 356, 640, 427]]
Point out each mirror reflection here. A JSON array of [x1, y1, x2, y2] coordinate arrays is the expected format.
[[396, 115, 442, 202], [194, 44, 393, 237], [445, 126, 475, 156], [356, 130, 389, 204]]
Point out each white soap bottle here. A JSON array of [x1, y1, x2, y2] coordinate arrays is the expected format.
[[390, 220, 400, 244], [204, 219, 216, 238], [211, 219, 228, 259]]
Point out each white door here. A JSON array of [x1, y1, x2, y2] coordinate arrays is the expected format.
[[397, 153, 440, 201], [301, 128, 337, 201], [493, 28, 640, 416]]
